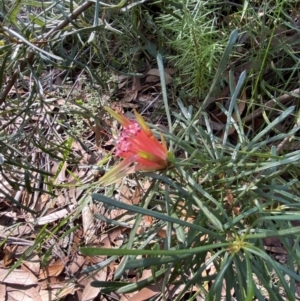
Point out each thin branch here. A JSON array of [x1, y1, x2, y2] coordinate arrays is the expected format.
[[0, 1, 94, 105], [242, 88, 300, 123]]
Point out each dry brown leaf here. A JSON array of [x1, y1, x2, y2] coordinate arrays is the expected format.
[[205, 251, 216, 288], [118, 185, 135, 205], [94, 122, 102, 147], [0, 269, 38, 286], [146, 69, 172, 85], [22, 254, 41, 276], [56, 282, 77, 299], [40, 288, 61, 301], [120, 90, 138, 103], [68, 253, 86, 275], [264, 246, 288, 255], [113, 233, 126, 247], [82, 205, 96, 244], [73, 228, 84, 245], [164, 68, 176, 75], [137, 269, 153, 281], [137, 93, 155, 103], [132, 76, 142, 92], [71, 140, 83, 152], [3, 245, 17, 266], [81, 267, 107, 301], [107, 186, 141, 224], [135, 215, 153, 235], [263, 237, 289, 255], [120, 293, 133, 301], [34, 193, 49, 212], [224, 190, 234, 205], [156, 228, 167, 238], [7, 86, 27, 96], [67, 187, 84, 205], [39, 259, 64, 280], [22, 189, 31, 208], [145, 75, 159, 83], [7, 285, 42, 301], [224, 190, 240, 215], [126, 284, 161, 301], [38, 275, 68, 290], [107, 207, 131, 223], [56, 98, 66, 105], [51, 162, 67, 184], [99, 229, 123, 248], [113, 75, 129, 89], [0, 284, 6, 300], [31, 205, 74, 225], [132, 186, 141, 205]]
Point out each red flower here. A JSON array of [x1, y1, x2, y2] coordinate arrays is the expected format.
[[100, 107, 169, 185]]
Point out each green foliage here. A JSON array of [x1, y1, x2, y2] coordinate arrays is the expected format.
[[157, 0, 229, 98], [82, 97, 300, 300]]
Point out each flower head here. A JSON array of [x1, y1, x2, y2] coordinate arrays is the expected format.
[[100, 106, 169, 185]]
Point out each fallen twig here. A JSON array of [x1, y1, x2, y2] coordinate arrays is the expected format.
[[242, 88, 300, 124]]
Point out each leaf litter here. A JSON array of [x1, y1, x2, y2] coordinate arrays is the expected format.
[[0, 67, 174, 299]]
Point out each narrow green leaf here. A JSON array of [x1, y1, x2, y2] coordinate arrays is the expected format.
[[202, 29, 238, 110], [245, 226, 300, 240], [80, 242, 229, 257], [125, 253, 192, 269], [5, 0, 22, 29], [207, 253, 234, 300], [171, 213, 186, 244], [0, 51, 10, 91], [221, 70, 247, 156], [157, 53, 173, 138], [244, 251, 255, 301], [91, 281, 127, 288]]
